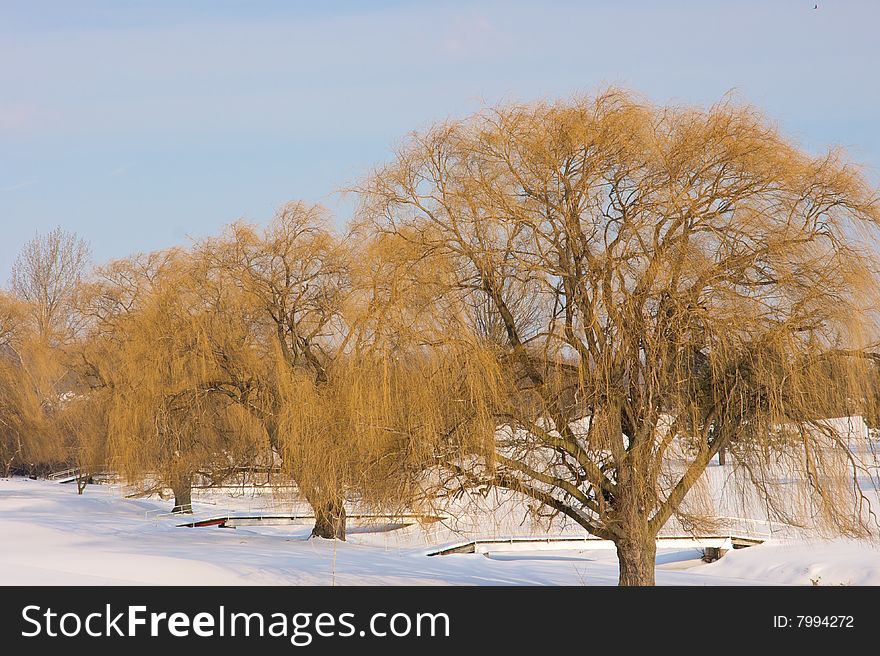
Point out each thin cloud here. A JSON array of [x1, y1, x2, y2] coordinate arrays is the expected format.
[[108, 164, 134, 177], [0, 180, 36, 193]]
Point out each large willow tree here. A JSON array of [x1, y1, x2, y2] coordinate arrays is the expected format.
[[361, 90, 880, 585]]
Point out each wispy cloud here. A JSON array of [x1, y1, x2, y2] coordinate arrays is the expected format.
[[0, 180, 36, 193], [108, 163, 134, 177]]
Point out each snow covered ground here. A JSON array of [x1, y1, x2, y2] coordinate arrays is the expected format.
[[1, 476, 878, 586]]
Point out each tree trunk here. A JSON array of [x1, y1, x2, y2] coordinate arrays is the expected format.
[[615, 537, 657, 586], [311, 498, 346, 540], [171, 472, 193, 514], [717, 448, 726, 466], [76, 471, 92, 495], [612, 448, 658, 585], [4, 438, 22, 478]]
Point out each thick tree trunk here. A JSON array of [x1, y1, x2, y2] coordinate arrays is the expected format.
[[615, 537, 657, 586], [612, 449, 658, 585], [311, 498, 346, 540], [717, 448, 726, 466], [171, 472, 193, 514]]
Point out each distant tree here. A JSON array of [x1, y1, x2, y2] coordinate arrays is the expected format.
[[361, 90, 880, 585], [11, 227, 90, 344], [0, 291, 21, 348], [3, 228, 91, 477], [0, 292, 68, 476]]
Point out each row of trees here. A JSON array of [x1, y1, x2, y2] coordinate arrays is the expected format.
[[3, 90, 880, 584]]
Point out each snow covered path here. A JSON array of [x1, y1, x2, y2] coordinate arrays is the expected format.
[[1, 479, 877, 586]]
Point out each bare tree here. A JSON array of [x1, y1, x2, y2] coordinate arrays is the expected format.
[[360, 90, 880, 584], [11, 227, 90, 344]]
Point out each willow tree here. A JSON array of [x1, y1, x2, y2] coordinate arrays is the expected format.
[[0, 228, 89, 477], [84, 250, 269, 511], [66, 252, 179, 492], [191, 204, 352, 536], [0, 291, 73, 476], [270, 227, 507, 537], [361, 90, 880, 585], [194, 203, 498, 539]]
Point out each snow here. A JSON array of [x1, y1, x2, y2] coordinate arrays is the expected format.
[[699, 539, 880, 586], [2, 477, 879, 585]]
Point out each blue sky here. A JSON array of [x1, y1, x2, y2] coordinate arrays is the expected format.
[[1, 0, 878, 278]]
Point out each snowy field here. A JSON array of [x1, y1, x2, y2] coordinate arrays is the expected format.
[[2, 477, 879, 586]]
